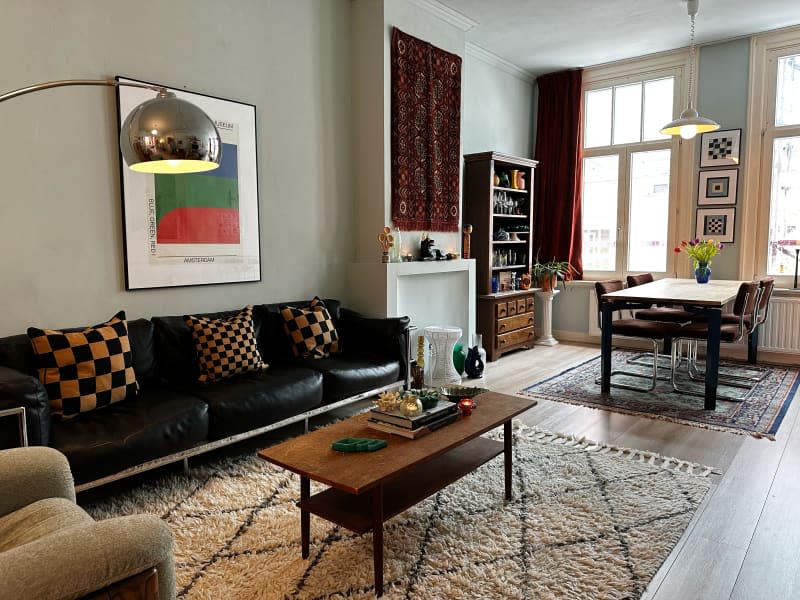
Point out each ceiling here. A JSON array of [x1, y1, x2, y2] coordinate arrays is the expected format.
[[437, 0, 800, 77]]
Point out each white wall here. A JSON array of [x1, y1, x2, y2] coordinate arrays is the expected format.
[[0, 0, 352, 336]]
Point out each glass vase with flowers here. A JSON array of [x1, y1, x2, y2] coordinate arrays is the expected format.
[[674, 238, 723, 283]]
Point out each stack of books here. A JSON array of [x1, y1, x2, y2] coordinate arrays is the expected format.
[[367, 399, 458, 439]]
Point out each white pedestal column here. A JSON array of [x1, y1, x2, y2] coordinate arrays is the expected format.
[[534, 289, 560, 346]]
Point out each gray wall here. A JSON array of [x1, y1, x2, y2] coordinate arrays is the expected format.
[[0, 0, 352, 336], [696, 38, 750, 281], [462, 52, 534, 158]]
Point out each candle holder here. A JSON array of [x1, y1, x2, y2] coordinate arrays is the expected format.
[[458, 398, 475, 416]]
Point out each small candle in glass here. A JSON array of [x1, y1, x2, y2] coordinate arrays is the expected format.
[[458, 398, 475, 416]]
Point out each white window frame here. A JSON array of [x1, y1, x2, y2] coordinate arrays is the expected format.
[[581, 51, 695, 280], [742, 26, 800, 287]]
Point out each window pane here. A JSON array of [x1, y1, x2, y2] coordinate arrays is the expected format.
[[585, 88, 612, 148], [767, 136, 800, 275], [613, 83, 642, 144], [582, 155, 619, 271], [628, 150, 671, 272], [643, 78, 673, 141], [776, 54, 800, 127]]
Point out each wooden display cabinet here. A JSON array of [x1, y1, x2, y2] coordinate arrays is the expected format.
[[463, 152, 539, 361]]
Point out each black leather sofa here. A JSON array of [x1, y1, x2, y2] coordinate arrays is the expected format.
[[0, 299, 409, 490]]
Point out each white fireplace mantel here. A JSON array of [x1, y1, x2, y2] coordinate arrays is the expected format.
[[346, 259, 476, 349]]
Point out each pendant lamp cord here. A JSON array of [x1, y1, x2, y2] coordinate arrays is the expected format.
[[687, 11, 696, 110]]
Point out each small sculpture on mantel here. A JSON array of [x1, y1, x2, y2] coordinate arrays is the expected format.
[[420, 233, 436, 261], [377, 226, 394, 263], [462, 224, 472, 259]]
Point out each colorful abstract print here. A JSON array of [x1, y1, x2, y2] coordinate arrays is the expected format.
[[155, 143, 240, 244]]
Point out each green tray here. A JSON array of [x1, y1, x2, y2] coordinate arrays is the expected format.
[[331, 437, 388, 452]]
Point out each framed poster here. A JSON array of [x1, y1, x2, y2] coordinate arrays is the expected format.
[[116, 76, 260, 289], [698, 168, 738, 205], [696, 207, 735, 243], [699, 128, 741, 168]]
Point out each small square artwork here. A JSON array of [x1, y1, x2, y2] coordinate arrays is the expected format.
[[698, 169, 738, 205], [696, 207, 735, 243], [700, 129, 741, 167]]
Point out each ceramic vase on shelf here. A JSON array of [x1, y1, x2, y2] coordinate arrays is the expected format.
[[695, 262, 711, 284]]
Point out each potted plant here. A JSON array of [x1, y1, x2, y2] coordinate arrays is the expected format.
[[531, 257, 577, 291]]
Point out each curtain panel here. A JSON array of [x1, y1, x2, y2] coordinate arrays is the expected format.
[[533, 68, 585, 277], [390, 27, 462, 232]]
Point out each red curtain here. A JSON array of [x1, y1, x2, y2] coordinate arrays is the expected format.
[[390, 27, 462, 232], [533, 69, 584, 277]]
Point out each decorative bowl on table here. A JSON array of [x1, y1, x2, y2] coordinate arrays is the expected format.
[[439, 386, 489, 406]]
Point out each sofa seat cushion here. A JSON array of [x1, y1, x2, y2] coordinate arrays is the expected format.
[[49, 388, 209, 485], [185, 366, 323, 440], [297, 353, 401, 404], [0, 497, 91, 553]]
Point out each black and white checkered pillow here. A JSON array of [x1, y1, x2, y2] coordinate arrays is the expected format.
[[27, 311, 139, 419], [185, 305, 268, 383], [281, 297, 340, 359]]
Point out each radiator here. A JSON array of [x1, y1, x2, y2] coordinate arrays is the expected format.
[[759, 297, 800, 354]]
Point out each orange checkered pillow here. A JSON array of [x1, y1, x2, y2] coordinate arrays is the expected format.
[[184, 305, 268, 383], [27, 311, 139, 419], [281, 297, 340, 359]]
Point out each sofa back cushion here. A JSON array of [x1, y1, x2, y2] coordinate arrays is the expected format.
[[153, 305, 267, 385], [27, 311, 140, 419]]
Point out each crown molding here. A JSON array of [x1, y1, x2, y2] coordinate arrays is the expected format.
[[403, 0, 478, 32], [465, 43, 535, 82]]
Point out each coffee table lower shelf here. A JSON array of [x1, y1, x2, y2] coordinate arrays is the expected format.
[[298, 435, 503, 533]]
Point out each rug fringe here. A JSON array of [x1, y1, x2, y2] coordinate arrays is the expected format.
[[512, 421, 719, 476]]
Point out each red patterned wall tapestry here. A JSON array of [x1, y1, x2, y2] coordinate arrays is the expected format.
[[391, 27, 462, 232]]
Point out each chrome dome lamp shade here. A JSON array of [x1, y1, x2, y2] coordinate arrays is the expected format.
[[660, 0, 720, 139], [0, 79, 221, 174], [120, 90, 221, 174]]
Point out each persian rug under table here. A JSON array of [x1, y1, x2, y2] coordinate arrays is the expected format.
[[521, 351, 799, 439], [85, 424, 712, 599]]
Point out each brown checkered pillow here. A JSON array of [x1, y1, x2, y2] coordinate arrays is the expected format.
[[27, 311, 139, 419], [184, 305, 268, 383], [281, 297, 340, 359]]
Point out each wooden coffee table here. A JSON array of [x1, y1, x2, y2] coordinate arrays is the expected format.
[[257, 391, 536, 596]]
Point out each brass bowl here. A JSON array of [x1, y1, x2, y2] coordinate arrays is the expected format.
[[439, 386, 489, 403]]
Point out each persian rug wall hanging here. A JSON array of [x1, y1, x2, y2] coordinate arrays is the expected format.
[[521, 351, 799, 439], [85, 425, 712, 599], [390, 27, 461, 232]]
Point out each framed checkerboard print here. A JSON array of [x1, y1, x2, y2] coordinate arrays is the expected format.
[[698, 168, 738, 205], [696, 207, 735, 243], [699, 129, 741, 168]]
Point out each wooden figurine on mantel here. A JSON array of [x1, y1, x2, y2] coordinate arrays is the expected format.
[[462, 224, 472, 259]]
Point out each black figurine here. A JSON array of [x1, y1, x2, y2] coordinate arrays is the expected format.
[[420, 233, 436, 261]]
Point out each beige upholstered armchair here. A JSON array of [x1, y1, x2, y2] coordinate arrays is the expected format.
[[0, 446, 175, 600]]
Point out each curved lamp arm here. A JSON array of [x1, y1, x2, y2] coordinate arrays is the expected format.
[[0, 79, 167, 103], [0, 78, 221, 174]]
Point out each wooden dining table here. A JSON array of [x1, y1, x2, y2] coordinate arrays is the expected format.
[[600, 277, 746, 410]]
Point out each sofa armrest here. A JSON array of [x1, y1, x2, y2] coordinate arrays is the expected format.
[[338, 309, 410, 380], [0, 513, 175, 600], [0, 447, 75, 517], [0, 366, 50, 446]]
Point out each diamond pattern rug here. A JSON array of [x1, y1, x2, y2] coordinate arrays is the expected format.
[[85, 425, 712, 599], [520, 351, 800, 439]]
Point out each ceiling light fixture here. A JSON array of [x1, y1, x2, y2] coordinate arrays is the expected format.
[[660, 0, 720, 140], [0, 79, 221, 174]]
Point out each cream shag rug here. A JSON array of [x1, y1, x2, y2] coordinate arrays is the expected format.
[[85, 425, 713, 599]]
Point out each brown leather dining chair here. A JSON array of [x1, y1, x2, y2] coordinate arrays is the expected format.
[[625, 273, 695, 371], [594, 280, 684, 392], [670, 280, 760, 400]]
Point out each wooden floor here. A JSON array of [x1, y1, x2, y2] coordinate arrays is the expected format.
[[484, 342, 800, 600]]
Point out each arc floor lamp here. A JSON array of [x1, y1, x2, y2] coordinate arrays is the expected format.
[[0, 78, 221, 174]]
